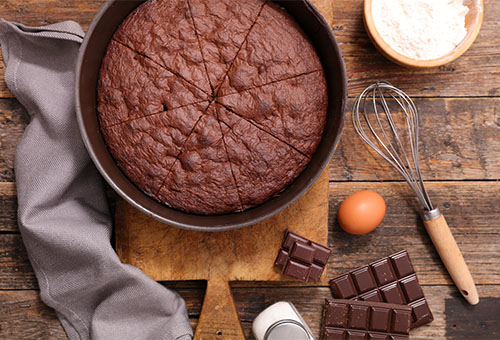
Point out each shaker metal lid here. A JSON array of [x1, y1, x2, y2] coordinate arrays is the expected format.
[[264, 319, 311, 340]]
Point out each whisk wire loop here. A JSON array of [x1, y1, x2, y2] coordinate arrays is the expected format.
[[353, 82, 433, 211]]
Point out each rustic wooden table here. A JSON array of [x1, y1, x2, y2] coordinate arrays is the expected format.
[[1, 1, 499, 339]]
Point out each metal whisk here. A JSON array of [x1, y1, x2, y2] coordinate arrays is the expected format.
[[353, 82, 479, 305]]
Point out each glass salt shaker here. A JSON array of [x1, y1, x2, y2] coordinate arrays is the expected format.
[[252, 301, 315, 340]]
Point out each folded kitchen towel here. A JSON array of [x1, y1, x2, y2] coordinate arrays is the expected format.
[[0, 20, 192, 340]]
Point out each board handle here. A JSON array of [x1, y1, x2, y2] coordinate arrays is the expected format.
[[423, 208, 479, 305], [194, 275, 245, 340]]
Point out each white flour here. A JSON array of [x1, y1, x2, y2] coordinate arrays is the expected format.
[[372, 0, 469, 60]]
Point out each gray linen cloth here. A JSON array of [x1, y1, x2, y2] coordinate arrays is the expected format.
[[0, 20, 192, 340]]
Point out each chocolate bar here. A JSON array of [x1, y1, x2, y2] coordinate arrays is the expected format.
[[275, 230, 331, 282], [329, 250, 433, 328], [321, 299, 412, 340]]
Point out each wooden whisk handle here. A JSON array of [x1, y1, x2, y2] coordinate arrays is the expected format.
[[423, 209, 479, 305]]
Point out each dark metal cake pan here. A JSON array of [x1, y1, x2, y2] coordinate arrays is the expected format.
[[75, 0, 347, 231]]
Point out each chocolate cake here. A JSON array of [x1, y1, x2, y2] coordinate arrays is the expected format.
[[97, 0, 328, 215]]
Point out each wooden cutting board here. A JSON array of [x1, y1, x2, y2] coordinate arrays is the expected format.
[[115, 170, 329, 339]]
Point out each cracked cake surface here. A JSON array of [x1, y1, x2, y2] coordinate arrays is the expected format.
[[217, 70, 327, 157], [187, 0, 265, 92], [101, 101, 210, 197], [98, 0, 328, 214], [98, 40, 210, 128], [112, 0, 212, 94], [215, 104, 309, 209]]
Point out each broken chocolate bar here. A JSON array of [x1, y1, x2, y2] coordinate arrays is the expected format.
[[329, 250, 433, 328], [321, 299, 412, 340], [275, 230, 331, 282]]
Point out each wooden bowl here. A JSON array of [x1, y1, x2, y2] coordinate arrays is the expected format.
[[364, 0, 484, 68]]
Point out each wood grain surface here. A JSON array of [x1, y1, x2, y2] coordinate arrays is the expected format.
[[115, 171, 329, 282], [2, 0, 500, 98], [0, 0, 499, 339], [2, 285, 500, 340], [2, 97, 500, 183], [116, 170, 328, 339]]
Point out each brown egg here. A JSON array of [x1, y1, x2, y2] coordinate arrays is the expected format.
[[337, 190, 386, 235]]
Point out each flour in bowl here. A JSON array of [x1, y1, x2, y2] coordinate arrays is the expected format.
[[372, 0, 469, 60]]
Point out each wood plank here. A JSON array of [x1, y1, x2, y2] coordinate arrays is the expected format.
[[445, 297, 500, 339], [1, 97, 499, 183], [115, 170, 329, 281], [0, 99, 29, 182], [326, 0, 500, 98], [115, 170, 328, 340], [0, 52, 10, 98], [1, 0, 500, 98], [0, 234, 37, 289], [1, 285, 499, 340], [0, 287, 203, 340], [2, 181, 498, 289], [330, 97, 500, 181], [0, 183, 17, 232], [233, 285, 500, 340], [0, 1, 103, 30], [0, 290, 67, 340], [327, 181, 500, 286]]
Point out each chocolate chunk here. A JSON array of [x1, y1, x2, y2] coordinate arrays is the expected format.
[[283, 259, 310, 281], [275, 249, 289, 268], [283, 230, 310, 249], [275, 230, 331, 282], [322, 299, 412, 340], [289, 241, 315, 264], [310, 242, 332, 265], [329, 250, 433, 328]]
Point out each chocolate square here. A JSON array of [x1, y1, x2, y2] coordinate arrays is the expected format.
[[400, 275, 424, 302], [324, 301, 349, 328], [283, 258, 310, 281], [352, 267, 377, 293], [282, 230, 309, 249], [391, 309, 412, 334], [290, 241, 315, 264], [331, 275, 358, 299], [309, 263, 325, 282], [310, 242, 332, 265], [371, 259, 397, 286], [380, 283, 405, 305], [348, 304, 369, 330], [323, 328, 345, 340], [409, 299, 433, 324], [275, 249, 288, 267], [347, 330, 367, 340], [390, 251, 414, 279], [370, 307, 390, 332], [360, 290, 383, 302]]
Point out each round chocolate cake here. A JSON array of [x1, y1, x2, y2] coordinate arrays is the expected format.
[[97, 0, 327, 214]]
